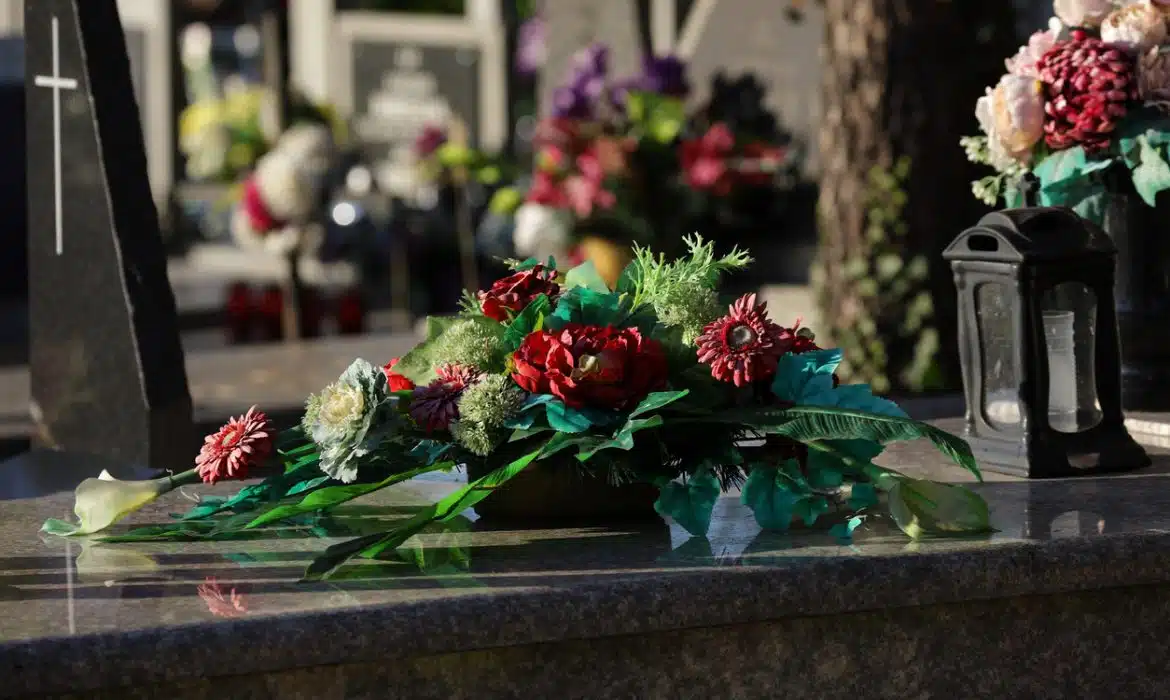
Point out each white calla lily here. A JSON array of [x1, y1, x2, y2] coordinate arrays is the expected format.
[[41, 468, 200, 537]]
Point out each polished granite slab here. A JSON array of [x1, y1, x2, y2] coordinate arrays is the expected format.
[[4, 427, 1170, 697]]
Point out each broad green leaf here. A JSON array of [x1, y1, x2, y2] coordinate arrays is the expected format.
[[539, 431, 607, 459], [829, 516, 864, 542], [764, 405, 981, 481], [848, 483, 879, 510], [563, 261, 611, 293], [794, 496, 830, 526], [503, 294, 551, 351], [244, 462, 450, 529], [1032, 146, 1087, 191], [887, 478, 992, 539], [1072, 191, 1109, 227], [303, 446, 544, 580], [577, 415, 664, 460], [508, 426, 550, 442], [1132, 137, 1170, 206], [628, 390, 690, 418], [286, 476, 332, 497], [545, 400, 594, 433], [1117, 109, 1170, 167], [740, 463, 806, 531], [654, 468, 721, 537], [772, 349, 843, 403], [410, 440, 453, 465]]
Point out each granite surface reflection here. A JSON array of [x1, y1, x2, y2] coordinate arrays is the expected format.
[[6, 432, 1170, 696]]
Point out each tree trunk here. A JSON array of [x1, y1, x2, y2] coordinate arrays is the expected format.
[[813, 0, 1017, 394]]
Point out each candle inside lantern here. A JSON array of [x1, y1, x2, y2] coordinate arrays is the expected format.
[[1044, 310, 1078, 432]]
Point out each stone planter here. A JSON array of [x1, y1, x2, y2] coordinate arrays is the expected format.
[[466, 459, 661, 523]]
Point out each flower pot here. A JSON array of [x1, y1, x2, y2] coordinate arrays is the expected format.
[[1093, 168, 1170, 411], [576, 235, 632, 288], [466, 460, 662, 524]]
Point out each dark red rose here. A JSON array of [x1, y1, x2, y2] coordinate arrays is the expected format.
[[478, 265, 561, 322], [511, 324, 668, 410], [382, 358, 416, 392]]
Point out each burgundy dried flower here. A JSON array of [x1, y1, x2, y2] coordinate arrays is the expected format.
[[1038, 31, 1137, 153], [194, 406, 274, 484], [696, 293, 790, 387], [408, 364, 482, 433]]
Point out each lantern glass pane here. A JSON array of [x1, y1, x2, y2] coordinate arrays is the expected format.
[[976, 282, 1021, 431], [1040, 281, 1103, 433]]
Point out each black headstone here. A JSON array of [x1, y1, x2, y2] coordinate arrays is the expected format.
[[24, 0, 193, 470], [351, 42, 480, 191]]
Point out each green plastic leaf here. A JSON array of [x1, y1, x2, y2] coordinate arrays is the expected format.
[[1132, 136, 1170, 206], [545, 400, 594, 433], [1117, 109, 1170, 167], [409, 440, 453, 466], [303, 446, 543, 580], [794, 496, 830, 526], [739, 464, 803, 531], [848, 483, 879, 510], [628, 390, 689, 418], [772, 349, 842, 403], [1032, 146, 1087, 190], [545, 286, 656, 333], [654, 468, 721, 537], [577, 415, 664, 460], [244, 463, 450, 529], [563, 261, 611, 293], [829, 516, 864, 542], [1072, 191, 1109, 227], [763, 405, 980, 481], [887, 478, 993, 539], [285, 475, 332, 497], [503, 294, 551, 351]]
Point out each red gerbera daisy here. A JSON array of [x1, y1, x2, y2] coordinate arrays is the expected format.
[[696, 293, 791, 387], [408, 364, 482, 433], [194, 406, 274, 484]]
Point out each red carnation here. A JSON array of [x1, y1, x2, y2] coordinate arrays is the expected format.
[[696, 293, 793, 387], [382, 357, 416, 392], [194, 406, 274, 484], [681, 123, 735, 195], [511, 324, 668, 410], [477, 264, 561, 322]]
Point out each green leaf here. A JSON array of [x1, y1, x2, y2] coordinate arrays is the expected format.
[[626, 91, 686, 143], [285, 476, 331, 496], [545, 400, 594, 433], [1033, 146, 1087, 190], [654, 468, 721, 537], [848, 483, 879, 510], [628, 390, 690, 419], [545, 286, 656, 333], [829, 516, 864, 542], [563, 261, 611, 293], [1132, 136, 1170, 206], [503, 294, 551, 351], [739, 463, 805, 531], [772, 349, 842, 404], [488, 187, 522, 215], [244, 463, 451, 529], [1117, 109, 1170, 167], [577, 415, 664, 460], [1072, 191, 1108, 226], [887, 478, 993, 539], [435, 143, 476, 168], [303, 446, 544, 580], [763, 405, 981, 481]]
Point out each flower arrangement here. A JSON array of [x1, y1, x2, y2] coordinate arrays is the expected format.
[[507, 44, 799, 271], [964, 0, 1170, 214], [43, 237, 990, 580]]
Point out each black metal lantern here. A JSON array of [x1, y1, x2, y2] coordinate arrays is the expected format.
[[943, 207, 1149, 478]]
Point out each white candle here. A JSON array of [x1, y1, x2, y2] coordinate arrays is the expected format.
[[1043, 311, 1078, 432]]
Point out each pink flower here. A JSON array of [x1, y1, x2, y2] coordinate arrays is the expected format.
[[526, 170, 570, 209], [409, 364, 482, 433], [1006, 28, 1059, 79], [194, 406, 274, 484], [681, 123, 736, 195], [197, 577, 248, 618]]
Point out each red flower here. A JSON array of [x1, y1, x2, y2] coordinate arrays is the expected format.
[[413, 124, 448, 158], [194, 406, 274, 484], [737, 143, 787, 187], [681, 123, 735, 195], [526, 170, 570, 208], [696, 293, 793, 387], [409, 364, 482, 433], [477, 264, 561, 322], [382, 357, 416, 392], [511, 324, 668, 410]]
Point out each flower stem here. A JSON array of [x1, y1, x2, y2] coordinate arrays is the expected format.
[[165, 468, 202, 491]]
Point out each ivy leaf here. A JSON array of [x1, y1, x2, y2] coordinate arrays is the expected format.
[[563, 260, 611, 293], [772, 349, 843, 403], [1132, 136, 1170, 206], [545, 400, 594, 433], [654, 468, 721, 537], [409, 440, 453, 466], [829, 516, 864, 542], [739, 463, 803, 531], [1072, 191, 1109, 227], [1033, 146, 1087, 191], [503, 294, 551, 351], [887, 478, 993, 539], [849, 483, 879, 510]]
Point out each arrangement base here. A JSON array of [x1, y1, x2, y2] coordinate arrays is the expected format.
[[466, 462, 661, 523]]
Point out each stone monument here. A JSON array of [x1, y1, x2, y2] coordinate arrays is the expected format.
[[23, 0, 192, 472]]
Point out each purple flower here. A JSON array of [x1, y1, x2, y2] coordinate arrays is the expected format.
[[607, 77, 642, 112], [551, 85, 595, 119], [641, 55, 690, 98], [515, 16, 547, 76], [569, 44, 609, 81]]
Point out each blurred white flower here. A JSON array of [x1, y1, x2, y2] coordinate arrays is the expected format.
[[976, 74, 1046, 172], [1101, 2, 1169, 50], [1053, 0, 1114, 28], [511, 203, 572, 263], [1006, 27, 1060, 78]]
